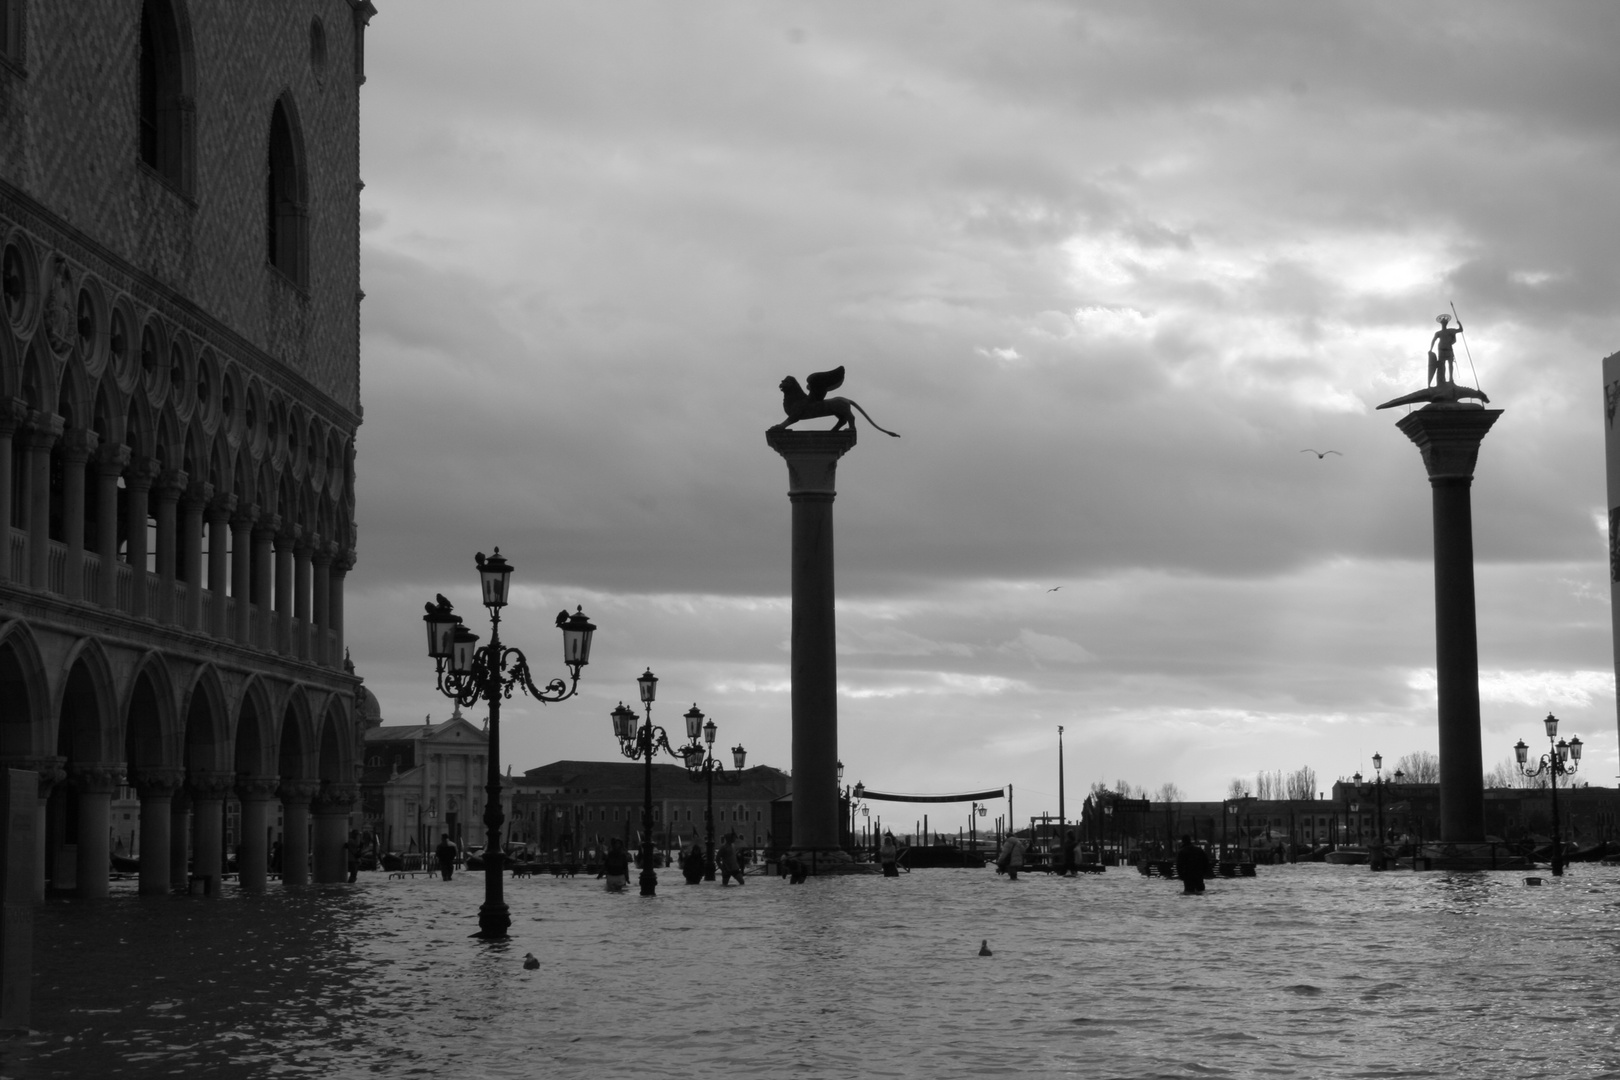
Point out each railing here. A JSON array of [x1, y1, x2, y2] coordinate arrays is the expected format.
[[81, 551, 101, 604], [7, 528, 23, 581], [47, 541, 66, 594]]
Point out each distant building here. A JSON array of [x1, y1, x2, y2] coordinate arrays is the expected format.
[[360, 704, 513, 853], [510, 759, 790, 857]]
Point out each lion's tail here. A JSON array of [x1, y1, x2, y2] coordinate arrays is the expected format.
[[852, 401, 900, 438]]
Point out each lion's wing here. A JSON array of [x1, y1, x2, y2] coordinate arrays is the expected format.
[[804, 366, 845, 400]]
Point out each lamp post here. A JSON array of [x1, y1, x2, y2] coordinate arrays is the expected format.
[[421, 549, 595, 939], [1515, 712, 1583, 877], [681, 708, 746, 881], [611, 670, 695, 896], [843, 779, 864, 855]]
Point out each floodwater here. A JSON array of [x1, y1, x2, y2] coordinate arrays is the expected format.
[[3, 862, 1619, 1079]]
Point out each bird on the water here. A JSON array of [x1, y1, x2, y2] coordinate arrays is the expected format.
[[523, 953, 539, 970], [979, 940, 992, 957]]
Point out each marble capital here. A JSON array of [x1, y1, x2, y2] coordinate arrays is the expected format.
[[183, 480, 215, 511], [0, 398, 29, 436], [235, 775, 281, 802], [59, 427, 99, 463], [95, 442, 132, 475], [68, 762, 124, 795], [766, 428, 857, 496], [187, 770, 237, 801], [1, 755, 66, 796], [131, 766, 188, 797], [207, 493, 238, 521], [154, 469, 189, 500], [277, 779, 322, 805], [22, 412, 65, 449], [1395, 406, 1503, 483]]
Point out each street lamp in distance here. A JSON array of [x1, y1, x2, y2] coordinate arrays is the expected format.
[[1515, 712, 1583, 877]]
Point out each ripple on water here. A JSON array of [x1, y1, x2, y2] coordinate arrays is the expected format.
[[6, 864, 1620, 1078]]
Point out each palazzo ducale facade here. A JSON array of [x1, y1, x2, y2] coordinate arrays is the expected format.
[[0, 0, 375, 895]]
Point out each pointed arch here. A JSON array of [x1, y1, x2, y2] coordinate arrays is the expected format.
[[138, 0, 196, 193], [233, 676, 275, 777], [55, 639, 118, 765], [0, 621, 49, 758], [266, 93, 309, 288], [316, 693, 351, 784], [19, 341, 54, 414], [180, 661, 229, 774], [277, 684, 315, 782]]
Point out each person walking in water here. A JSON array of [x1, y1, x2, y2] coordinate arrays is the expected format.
[[435, 833, 458, 882], [880, 832, 901, 877], [997, 834, 1025, 881], [1175, 834, 1210, 895], [602, 838, 630, 892], [681, 841, 706, 884], [718, 834, 745, 886], [1059, 830, 1079, 876]]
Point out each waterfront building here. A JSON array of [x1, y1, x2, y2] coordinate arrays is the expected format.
[[0, 0, 375, 896], [359, 705, 515, 854], [509, 759, 790, 859]]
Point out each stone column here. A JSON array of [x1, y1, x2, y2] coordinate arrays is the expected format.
[[132, 767, 185, 896], [205, 496, 235, 638], [252, 518, 277, 651], [766, 428, 857, 856], [152, 469, 186, 625], [235, 777, 279, 891], [1395, 404, 1503, 844], [274, 528, 296, 655], [293, 538, 313, 661], [189, 771, 234, 891], [95, 445, 130, 610], [58, 429, 97, 601], [0, 400, 27, 583], [1, 757, 64, 902], [169, 787, 191, 890], [278, 781, 318, 886], [312, 544, 332, 666], [23, 414, 63, 590], [124, 459, 156, 619], [231, 508, 255, 644], [329, 552, 351, 671], [312, 785, 355, 883], [180, 483, 211, 630], [69, 763, 121, 899]]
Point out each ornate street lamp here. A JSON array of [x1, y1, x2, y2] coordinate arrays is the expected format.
[[611, 669, 694, 896], [680, 708, 746, 881], [421, 548, 595, 939], [1515, 712, 1583, 877]]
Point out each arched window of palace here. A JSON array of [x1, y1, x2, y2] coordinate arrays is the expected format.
[[266, 97, 308, 288], [137, 0, 193, 192]]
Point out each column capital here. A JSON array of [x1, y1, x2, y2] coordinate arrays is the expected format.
[[231, 502, 259, 528], [59, 427, 99, 463], [131, 766, 187, 797], [0, 754, 66, 796], [235, 775, 281, 801], [313, 784, 358, 813], [333, 549, 356, 572], [124, 456, 160, 490], [154, 468, 189, 500], [183, 480, 215, 511], [68, 762, 124, 794], [278, 779, 322, 804], [0, 397, 29, 436], [766, 428, 857, 496], [253, 514, 282, 539], [187, 770, 237, 800], [1395, 406, 1504, 483], [22, 412, 65, 449], [207, 492, 238, 521], [95, 442, 132, 475], [275, 523, 302, 549]]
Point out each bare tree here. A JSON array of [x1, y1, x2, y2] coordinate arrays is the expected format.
[[1254, 769, 1284, 800], [1285, 766, 1317, 800], [1088, 780, 1112, 802], [1156, 782, 1182, 803], [1395, 751, 1440, 784], [1226, 777, 1247, 799], [1484, 758, 1546, 789]]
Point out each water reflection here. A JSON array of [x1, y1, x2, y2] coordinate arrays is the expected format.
[[4, 865, 1620, 1078]]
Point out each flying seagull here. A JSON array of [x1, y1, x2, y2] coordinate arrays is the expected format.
[[1047, 586, 1063, 593], [1300, 449, 1341, 459]]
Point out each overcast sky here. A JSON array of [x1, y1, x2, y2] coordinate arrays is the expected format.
[[348, 2, 1620, 815]]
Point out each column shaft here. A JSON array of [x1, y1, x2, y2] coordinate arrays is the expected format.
[[1432, 478, 1485, 841], [153, 473, 184, 625], [293, 542, 312, 661], [71, 765, 119, 899], [138, 794, 172, 896], [312, 550, 332, 666], [206, 500, 234, 637], [169, 793, 191, 889], [231, 514, 254, 644], [125, 464, 154, 619], [279, 785, 316, 886], [180, 488, 209, 630], [274, 532, 295, 654], [59, 432, 95, 601], [252, 524, 275, 650], [24, 418, 62, 590], [95, 448, 128, 610], [0, 402, 22, 583]]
